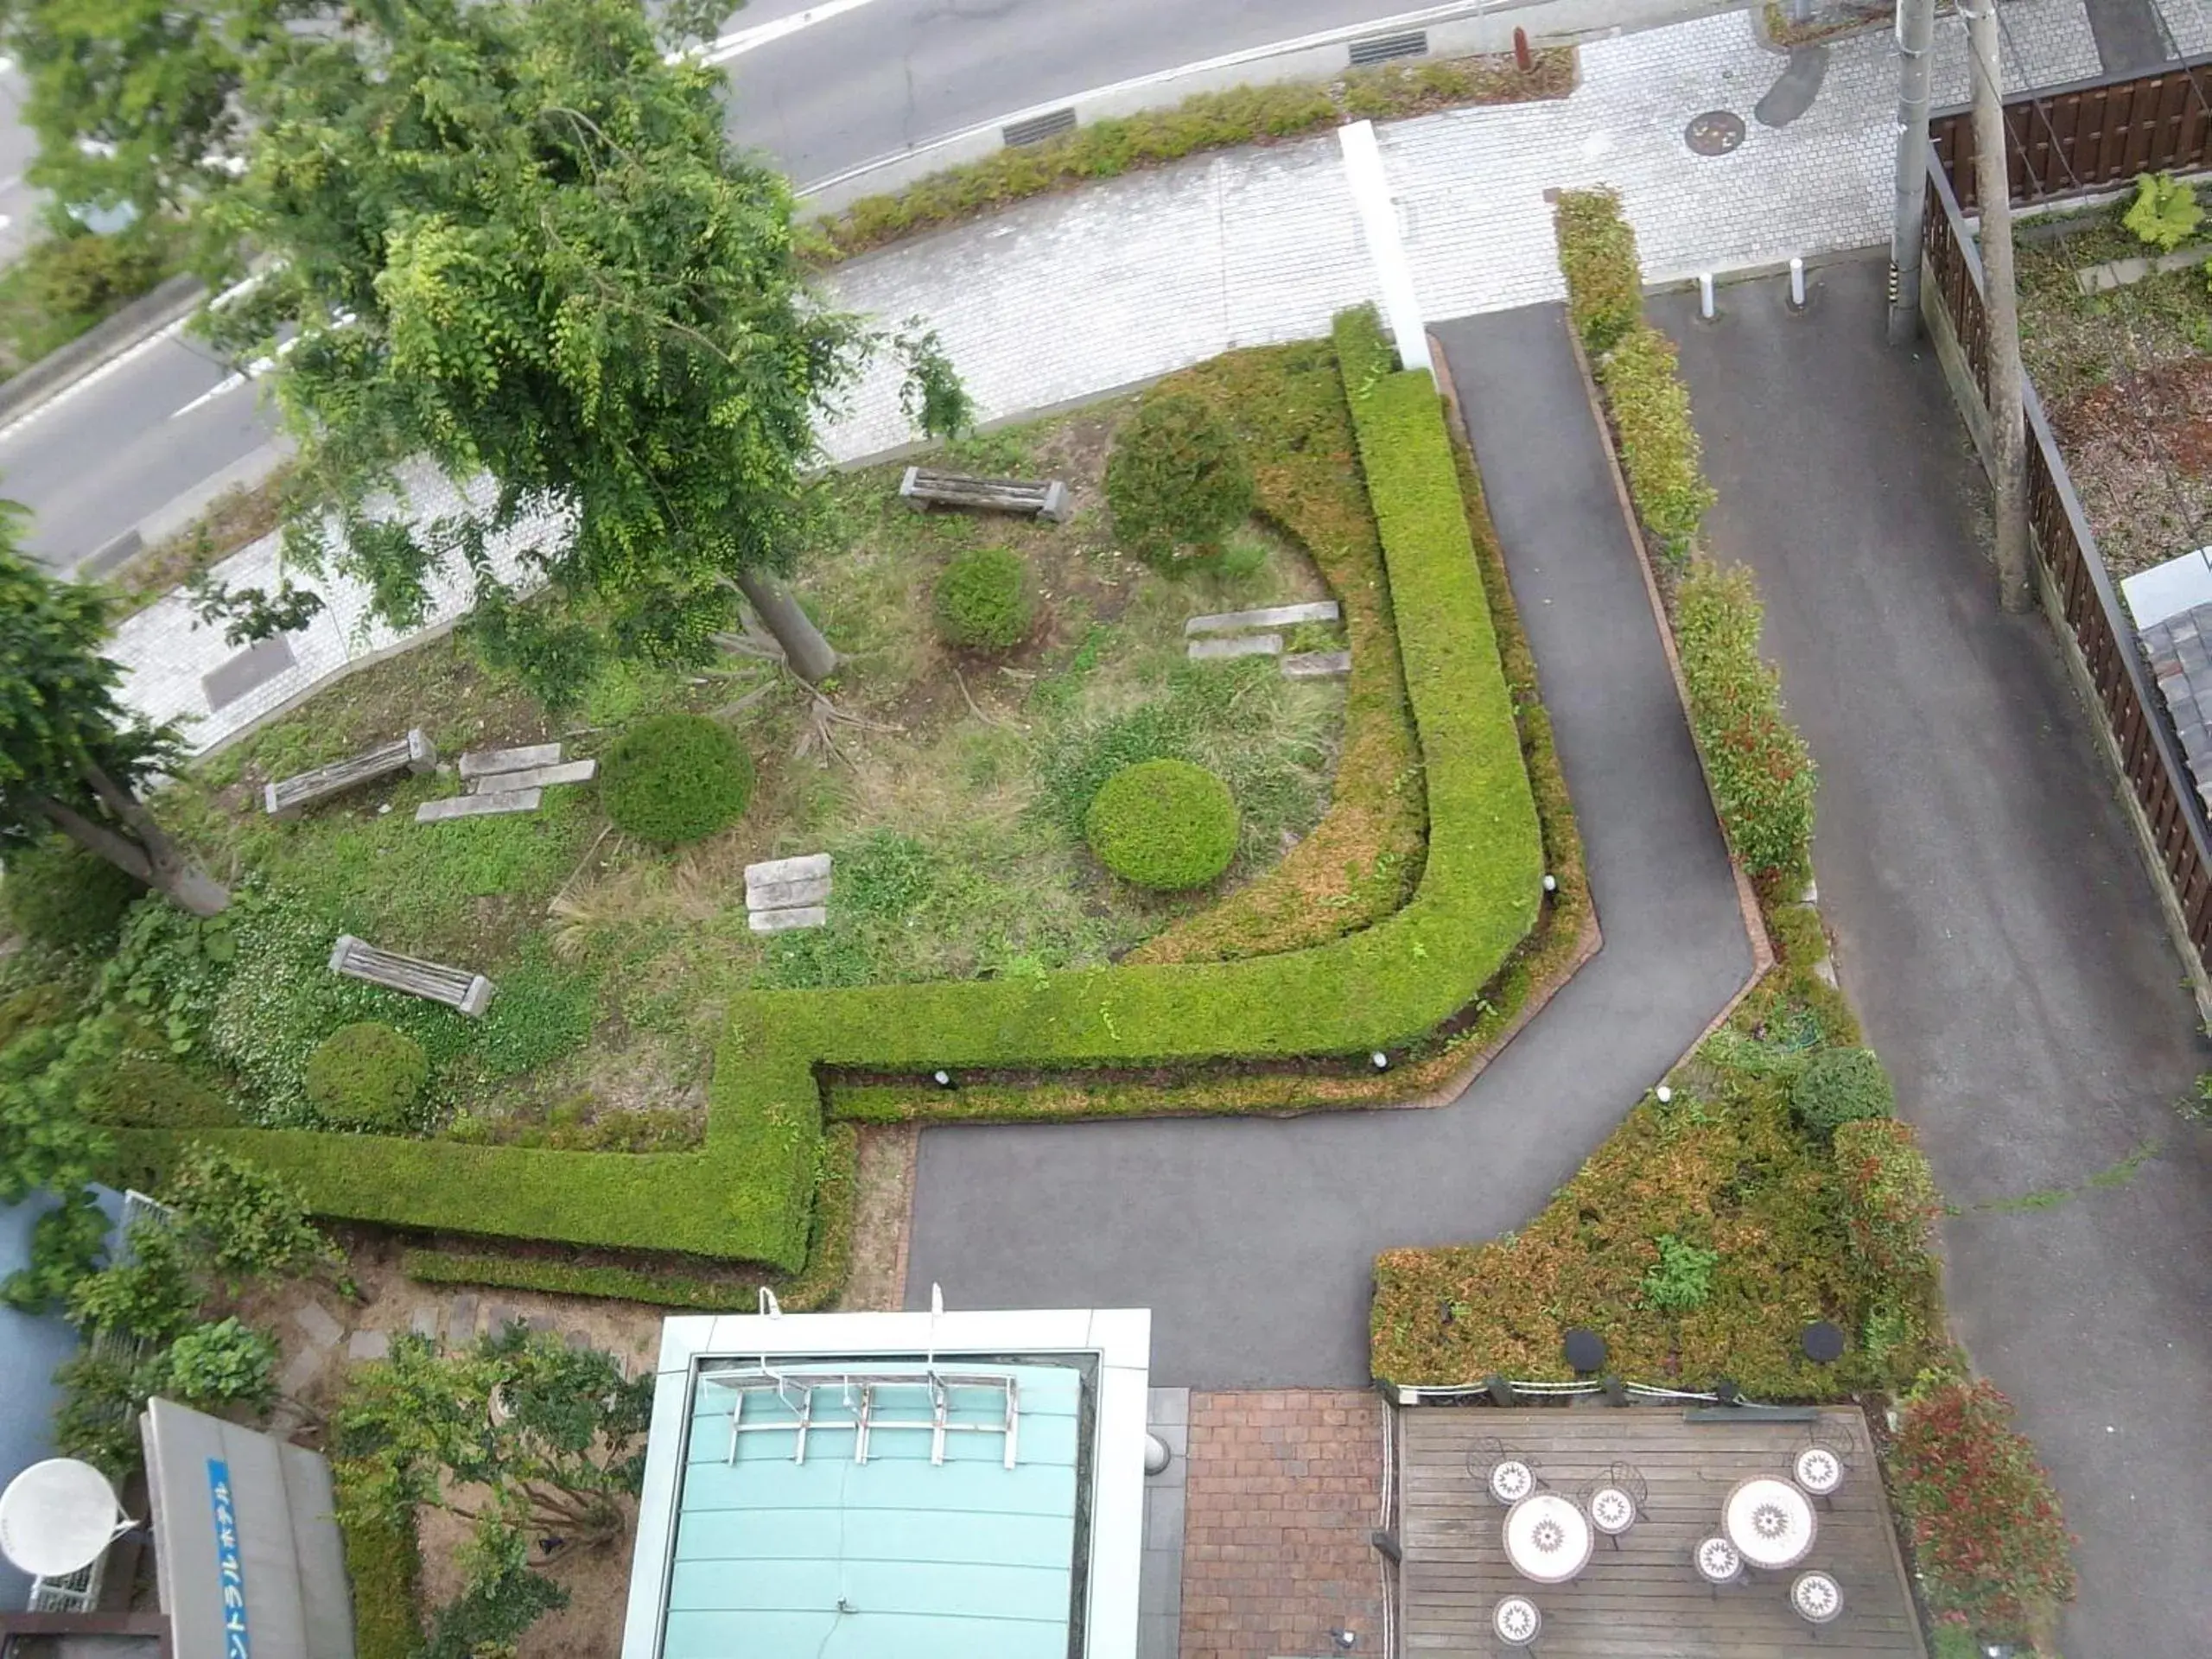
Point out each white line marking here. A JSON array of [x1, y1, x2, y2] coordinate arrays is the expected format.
[[697, 0, 887, 66]]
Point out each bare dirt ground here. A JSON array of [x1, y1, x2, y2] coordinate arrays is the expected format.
[[843, 1125, 916, 1312]]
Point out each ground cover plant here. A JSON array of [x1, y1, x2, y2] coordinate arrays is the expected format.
[[2015, 193, 2212, 579]]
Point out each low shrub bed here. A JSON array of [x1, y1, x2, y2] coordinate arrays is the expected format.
[[332, 1459, 423, 1659], [1370, 962, 1939, 1398], [599, 711, 755, 844], [817, 50, 1574, 260]]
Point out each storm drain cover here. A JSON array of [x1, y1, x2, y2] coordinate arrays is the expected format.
[[1685, 109, 1746, 156]]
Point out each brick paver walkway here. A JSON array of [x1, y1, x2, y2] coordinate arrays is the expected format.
[[1180, 1390, 1386, 1659], [111, 0, 2118, 754]]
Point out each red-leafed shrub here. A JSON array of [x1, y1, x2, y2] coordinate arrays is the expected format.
[[1887, 1375, 2076, 1643]]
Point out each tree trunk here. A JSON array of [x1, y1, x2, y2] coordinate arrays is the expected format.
[[1969, 1, 2034, 613], [58, 766, 232, 917], [735, 568, 838, 684]]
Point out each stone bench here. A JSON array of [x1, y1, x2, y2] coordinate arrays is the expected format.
[[899, 467, 1070, 523], [746, 853, 830, 933], [264, 729, 435, 818], [327, 934, 493, 1016]]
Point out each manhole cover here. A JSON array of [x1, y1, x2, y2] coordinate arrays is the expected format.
[[1685, 109, 1746, 156]]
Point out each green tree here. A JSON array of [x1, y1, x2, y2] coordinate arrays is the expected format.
[[205, 0, 961, 702], [336, 1325, 652, 1556], [1, 524, 231, 914]]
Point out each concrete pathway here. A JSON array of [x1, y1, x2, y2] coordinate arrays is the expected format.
[[904, 304, 1751, 1384], [1656, 256, 2212, 1659]]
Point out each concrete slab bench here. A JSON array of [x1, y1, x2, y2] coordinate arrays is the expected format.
[[458, 742, 562, 780], [416, 787, 543, 823], [1188, 633, 1281, 662], [327, 934, 493, 1016], [1185, 601, 1340, 636], [746, 853, 831, 932], [899, 466, 1070, 523], [467, 759, 595, 794], [264, 729, 435, 818], [1283, 650, 1351, 678]]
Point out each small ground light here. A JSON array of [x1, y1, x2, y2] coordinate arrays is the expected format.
[[1541, 873, 1557, 893], [1331, 1630, 1358, 1651], [931, 1070, 954, 1089], [1370, 1051, 1389, 1071], [1654, 1084, 1673, 1104]]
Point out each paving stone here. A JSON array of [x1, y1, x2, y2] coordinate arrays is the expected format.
[[467, 758, 596, 793], [292, 1301, 344, 1350], [458, 742, 562, 779], [525, 1313, 557, 1332], [1184, 601, 1339, 635], [346, 1329, 391, 1363], [482, 1302, 517, 1337], [277, 1345, 323, 1401], [201, 632, 298, 714], [745, 853, 832, 893], [448, 1292, 478, 1339], [566, 1330, 595, 1351], [1188, 632, 1281, 661], [1281, 649, 1352, 678], [410, 1307, 441, 1340], [415, 786, 543, 823], [747, 905, 829, 934]]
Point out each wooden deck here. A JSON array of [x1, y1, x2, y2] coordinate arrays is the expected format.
[[1398, 1406, 1927, 1657]]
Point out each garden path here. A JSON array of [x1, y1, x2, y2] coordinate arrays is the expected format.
[[1654, 254, 2212, 1659], [903, 303, 1753, 1386]]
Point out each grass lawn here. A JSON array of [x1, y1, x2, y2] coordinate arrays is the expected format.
[[2015, 200, 2212, 579], [140, 400, 1359, 1148]]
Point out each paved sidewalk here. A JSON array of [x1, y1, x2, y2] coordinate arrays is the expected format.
[[1657, 257, 2212, 1659], [904, 305, 1751, 1382], [108, 0, 2125, 753]]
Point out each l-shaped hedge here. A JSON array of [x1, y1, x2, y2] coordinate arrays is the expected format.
[[119, 310, 1544, 1274]]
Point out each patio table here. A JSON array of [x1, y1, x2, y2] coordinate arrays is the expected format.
[[1723, 1475, 1817, 1571], [1503, 1491, 1592, 1584]]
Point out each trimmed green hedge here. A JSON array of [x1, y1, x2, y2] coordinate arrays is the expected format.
[[1597, 327, 1715, 563], [332, 1460, 422, 1659], [934, 544, 1033, 651], [3, 838, 145, 950], [304, 1022, 427, 1130], [1106, 391, 1255, 569], [398, 1124, 859, 1311], [128, 317, 1542, 1281]]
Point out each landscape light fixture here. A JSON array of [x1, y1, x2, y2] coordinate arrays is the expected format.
[[931, 1070, 954, 1089], [1370, 1051, 1389, 1071], [1654, 1084, 1673, 1104], [1331, 1629, 1358, 1651], [1541, 873, 1557, 893]]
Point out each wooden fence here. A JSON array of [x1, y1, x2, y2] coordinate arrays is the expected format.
[[1932, 58, 2212, 210], [1922, 162, 2212, 969]]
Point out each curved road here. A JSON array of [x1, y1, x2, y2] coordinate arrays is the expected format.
[[904, 304, 1755, 1386], [1, 0, 1471, 571]]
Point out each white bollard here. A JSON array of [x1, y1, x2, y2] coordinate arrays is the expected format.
[[1789, 257, 1808, 309], [1698, 272, 1716, 321], [1337, 120, 1433, 378]]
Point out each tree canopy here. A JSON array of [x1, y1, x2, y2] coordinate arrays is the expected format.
[[205, 0, 895, 703], [0, 519, 228, 912]]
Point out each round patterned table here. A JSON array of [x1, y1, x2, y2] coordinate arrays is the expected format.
[[1792, 1569, 1845, 1625], [1493, 1594, 1542, 1649], [1794, 1442, 1846, 1498], [0, 1459, 130, 1579], [1724, 1476, 1818, 1571], [1489, 1459, 1536, 1505], [1503, 1492, 1593, 1585], [1588, 1484, 1637, 1537]]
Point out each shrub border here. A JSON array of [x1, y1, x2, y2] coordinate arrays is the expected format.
[[124, 312, 1545, 1278]]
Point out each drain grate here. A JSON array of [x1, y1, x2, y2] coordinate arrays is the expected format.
[[1001, 107, 1077, 148], [1348, 29, 1427, 67], [1684, 109, 1746, 156]]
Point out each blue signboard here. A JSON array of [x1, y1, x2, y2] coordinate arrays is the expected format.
[[207, 1458, 251, 1659]]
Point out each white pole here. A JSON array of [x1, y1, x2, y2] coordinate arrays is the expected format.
[[1336, 120, 1433, 377], [1789, 257, 1807, 308], [1698, 273, 1716, 321]]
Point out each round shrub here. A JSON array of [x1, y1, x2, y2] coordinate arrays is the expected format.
[[2, 838, 144, 950], [1790, 1046, 1896, 1139], [1084, 759, 1238, 891], [304, 1021, 428, 1130], [599, 713, 755, 844], [934, 544, 1033, 652], [1105, 392, 1255, 572]]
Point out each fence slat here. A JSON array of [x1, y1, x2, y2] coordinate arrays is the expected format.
[[1936, 59, 2212, 206]]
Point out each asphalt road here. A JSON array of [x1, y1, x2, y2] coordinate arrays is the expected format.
[[1656, 257, 2212, 1659], [3, 0, 1502, 572], [903, 306, 1752, 1385]]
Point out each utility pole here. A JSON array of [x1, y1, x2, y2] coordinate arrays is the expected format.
[[1967, 0, 2034, 612], [1887, 0, 1937, 344]]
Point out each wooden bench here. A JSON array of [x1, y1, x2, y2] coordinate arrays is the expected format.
[[899, 467, 1071, 523], [265, 729, 435, 818], [327, 934, 494, 1016]]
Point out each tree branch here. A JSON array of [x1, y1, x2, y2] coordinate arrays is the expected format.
[[33, 797, 153, 882]]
